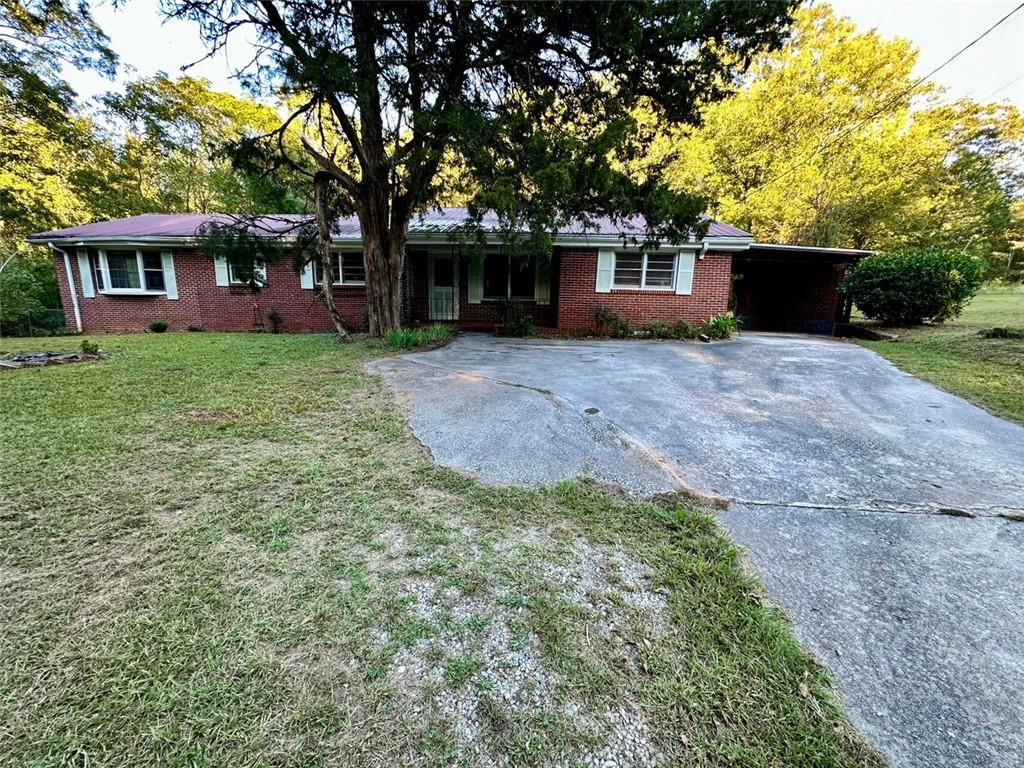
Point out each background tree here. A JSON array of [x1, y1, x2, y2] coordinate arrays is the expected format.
[[165, 0, 798, 335], [655, 4, 1024, 259]]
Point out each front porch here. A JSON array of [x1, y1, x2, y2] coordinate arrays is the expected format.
[[400, 247, 558, 331]]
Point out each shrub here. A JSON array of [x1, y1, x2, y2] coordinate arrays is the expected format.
[[386, 323, 455, 350], [980, 327, 1024, 340], [148, 320, 169, 333], [700, 312, 738, 340], [186, 324, 205, 332], [646, 320, 673, 339], [595, 304, 630, 337], [842, 249, 983, 326], [267, 307, 283, 334], [80, 339, 101, 355], [672, 320, 698, 340], [500, 317, 535, 337]]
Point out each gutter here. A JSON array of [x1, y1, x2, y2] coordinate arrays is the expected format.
[[48, 242, 82, 333]]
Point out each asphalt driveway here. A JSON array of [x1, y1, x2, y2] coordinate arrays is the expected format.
[[369, 333, 1024, 767]]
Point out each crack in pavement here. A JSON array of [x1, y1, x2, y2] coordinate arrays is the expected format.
[[379, 355, 1024, 523]]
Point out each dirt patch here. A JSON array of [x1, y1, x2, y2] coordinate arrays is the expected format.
[[0, 351, 105, 370]]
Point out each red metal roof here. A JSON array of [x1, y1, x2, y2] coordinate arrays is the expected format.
[[29, 208, 752, 243]]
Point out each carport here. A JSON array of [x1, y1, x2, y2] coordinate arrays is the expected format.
[[731, 243, 872, 333]]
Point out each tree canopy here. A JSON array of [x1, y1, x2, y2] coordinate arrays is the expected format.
[[164, 0, 799, 334], [652, 4, 1024, 273]]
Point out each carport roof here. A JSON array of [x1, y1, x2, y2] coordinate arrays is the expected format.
[[745, 243, 875, 260], [28, 208, 753, 244]]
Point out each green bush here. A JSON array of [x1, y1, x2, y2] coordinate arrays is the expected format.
[[148, 320, 170, 333], [595, 304, 631, 337], [386, 323, 455, 350], [842, 249, 983, 325], [80, 339, 101, 355], [500, 317, 535, 337], [700, 312, 738, 340], [645, 319, 698, 340]]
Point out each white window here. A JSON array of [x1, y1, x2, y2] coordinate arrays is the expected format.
[[313, 251, 366, 285], [228, 262, 266, 285], [99, 249, 166, 293], [613, 252, 677, 290]]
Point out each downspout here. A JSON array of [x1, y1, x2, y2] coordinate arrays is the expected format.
[[49, 242, 82, 333]]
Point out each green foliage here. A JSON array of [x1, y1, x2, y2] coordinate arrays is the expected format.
[[843, 249, 984, 325], [646, 319, 699, 340], [594, 305, 631, 338], [386, 324, 456, 350], [496, 298, 535, 337], [701, 312, 739, 340], [980, 327, 1024, 340], [267, 307, 283, 334], [653, 4, 1024, 262], [80, 339, 100, 355], [147, 320, 170, 333]]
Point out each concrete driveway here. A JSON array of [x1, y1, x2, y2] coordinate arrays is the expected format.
[[368, 333, 1024, 767]]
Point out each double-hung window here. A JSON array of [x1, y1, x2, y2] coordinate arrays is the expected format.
[[228, 262, 266, 286], [483, 253, 536, 300], [100, 249, 166, 293], [613, 252, 677, 290], [313, 251, 366, 285]]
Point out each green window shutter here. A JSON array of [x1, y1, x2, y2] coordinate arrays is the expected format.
[[161, 251, 178, 299], [77, 248, 95, 298], [535, 257, 550, 305], [675, 251, 695, 295], [214, 256, 229, 287], [596, 249, 614, 293], [468, 252, 483, 304]]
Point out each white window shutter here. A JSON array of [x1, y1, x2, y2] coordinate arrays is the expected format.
[[675, 251, 695, 295], [535, 257, 550, 305], [254, 262, 267, 285], [300, 261, 314, 289], [77, 248, 95, 298], [161, 251, 178, 299], [214, 256, 229, 286], [468, 253, 483, 304], [596, 249, 614, 293]]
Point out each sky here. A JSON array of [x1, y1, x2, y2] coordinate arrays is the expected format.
[[65, 0, 1024, 110]]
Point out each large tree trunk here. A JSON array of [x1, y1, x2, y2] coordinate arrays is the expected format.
[[313, 172, 351, 341], [359, 190, 407, 336]]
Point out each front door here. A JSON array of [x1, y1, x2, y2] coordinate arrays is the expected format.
[[428, 252, 458, 320]]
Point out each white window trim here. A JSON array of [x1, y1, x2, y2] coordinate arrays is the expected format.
[[314, 251, 366, 286], [612, 251, 678, 291], [97, 248, 167, 295]]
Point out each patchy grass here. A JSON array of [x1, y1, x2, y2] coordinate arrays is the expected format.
[[857, 285, 1024, 423], [0, 332, 881, 767]]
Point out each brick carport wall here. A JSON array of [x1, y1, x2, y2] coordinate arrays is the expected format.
[[555, 248, 733, 333]]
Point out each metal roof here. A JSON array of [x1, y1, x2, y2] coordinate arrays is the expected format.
[[28, 207, 753, 243]]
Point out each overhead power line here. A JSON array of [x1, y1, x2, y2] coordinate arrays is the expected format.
[[751, 0, 1024, 194]]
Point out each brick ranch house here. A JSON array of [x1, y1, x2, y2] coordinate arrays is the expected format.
[[29, 208, 869, 335]]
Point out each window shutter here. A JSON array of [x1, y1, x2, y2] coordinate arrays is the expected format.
[[254, 262, 267, 285], [675, 251, 695, 295], [77, 248, 95, 298], [535, 257, 550, 305], [468, 252, 483, 304], [300, 261, 314, 289], [161, 251, 178, 299], [596, 249, 614, 293], [214, 256, 229, 286]]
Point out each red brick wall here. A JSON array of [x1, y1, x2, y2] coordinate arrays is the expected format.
[[555, 248, 732, 333], [55, 248, 367, 334], [53, 246, 732, 335]]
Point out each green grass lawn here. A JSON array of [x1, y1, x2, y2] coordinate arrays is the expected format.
[[857, 285, 1024, 423], [0, 333, 881, 767]]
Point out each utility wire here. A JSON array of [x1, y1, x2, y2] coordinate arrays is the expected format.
[[982, 72, 1024, 102], [751, 0, 1024, 193]]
